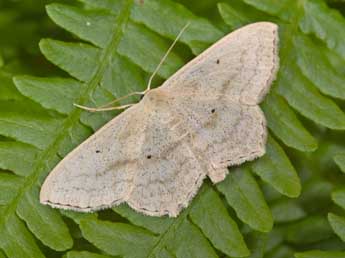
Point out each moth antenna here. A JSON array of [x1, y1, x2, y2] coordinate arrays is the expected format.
[[73, 22, 190, 113], [98, 91, 146, 108], [73, 90, 146, 112], [73, 103, 135, 112], [146, 22, 191, 92]]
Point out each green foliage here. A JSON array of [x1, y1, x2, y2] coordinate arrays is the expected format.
[[217, 167, 273, 233], [334, 153, 345, 173], [0, 0, 345, 257], [295, 250, 345, 258]]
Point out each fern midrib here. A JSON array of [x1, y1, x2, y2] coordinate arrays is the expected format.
[[276, 3, 303, 68], [0, 0, 134, 232], [146, 185, 209, 258]]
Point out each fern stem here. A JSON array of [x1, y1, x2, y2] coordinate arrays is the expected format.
[[145, 184, 209, 258]]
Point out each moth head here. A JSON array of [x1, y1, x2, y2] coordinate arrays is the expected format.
[[142, 88, 167, 105]]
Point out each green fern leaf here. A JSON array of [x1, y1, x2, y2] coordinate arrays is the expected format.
[[66, 251, 112, 258], [189, 186, 250, 257], [332, 188, 345, 210], [300, 0, 345, 59], [270, 199, 306, 223], [80, 219, 159, 258], [80, 0, 224, 54], [0, 69, 25, 101], [251, 136, 301, 197], [295, 250, 345, 258], [334, 154, 345, 173], [17, 186, 73, 251], [0, 173, 23, 205], [277, 64, 345, 130], [285, 215, 334, 245], [0, 103, 63, 149], [0, 212, 45, 257], [217, 167, 273, 232], [266, 245, 294, 258], [0, 142, 39, 176], [329, 187, 345, 244], [294, 34, 345, 100], [261, 92, 317, 152], [14, 76, 82, 115], [244, 231, 267, 258], [328, 213, 345, 242]]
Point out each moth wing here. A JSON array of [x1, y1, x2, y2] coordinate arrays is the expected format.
[[40, 98, 207, 217], [40, 22, 278, 216], [119, 92, 268, 217], [125, 99, 206, 217], [162, 22, 279, 105], [171, 96, 267, 183], [40, 103, 148, 211]]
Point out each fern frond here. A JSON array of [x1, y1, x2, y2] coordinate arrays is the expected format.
[[0, 0, 345, 257]]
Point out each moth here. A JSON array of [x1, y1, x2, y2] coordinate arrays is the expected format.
[[40, 22, 279, 217]]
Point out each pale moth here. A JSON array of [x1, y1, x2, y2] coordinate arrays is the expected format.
[[40, 22, 279, 217]]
